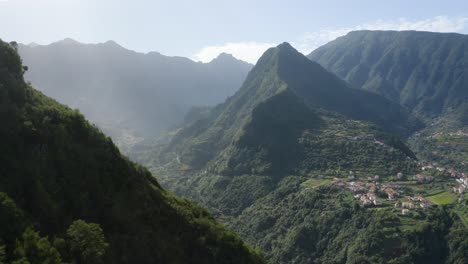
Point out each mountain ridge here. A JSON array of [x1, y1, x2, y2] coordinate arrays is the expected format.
[[308, 30, 468, 127]]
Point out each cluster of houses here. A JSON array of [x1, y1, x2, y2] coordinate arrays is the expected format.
[[421, 164, 446, 172], [428, 130, 468, 139], [453, 178, 468, 194], [358, 192, 381, 206], [327, 161, 468, 214], [331, 171, 436, 213], [420, 162, 468, 194], [445, 168, 468, 194], [395, 196, 431, 215], [332, 174, 395, 207]]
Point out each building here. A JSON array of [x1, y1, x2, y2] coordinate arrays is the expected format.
[[420, 201, 430, 209], [397, 172, 404, 180], [414, 174, 434, 183], [401, 202, 415, 209]]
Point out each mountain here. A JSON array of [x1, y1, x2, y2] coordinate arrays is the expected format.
[[308, 30, 468, 127], [131, 43, 468, 263], [0, 40, 263, 263], [309, 30, 468, 173], [151, 42, 419, 175], [18, 39, 253, 151]]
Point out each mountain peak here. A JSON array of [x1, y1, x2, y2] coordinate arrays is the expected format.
[[58, 38, 81, 45], [255, 42, 304, 65], [27, 42, 40, 47], [102, 40, 123, 48], [276, 42, 294, 50], [209, 52, 249, 64], [207, 52, 252, 67], [217, 52, 236, 59], [210, 52, 237, 63], [252, 42, 313, 78]]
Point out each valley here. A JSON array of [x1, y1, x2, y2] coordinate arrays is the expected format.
[[1, 16, 468, 263]]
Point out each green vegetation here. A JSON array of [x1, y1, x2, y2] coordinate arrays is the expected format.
[[231, 183, 466, 264], [153, 171, 468, 263], [300, 178, 331, 188], [0, 193, 107, 264], [427, 191, 458, 205], [309, 30, 468, 128], [66, 220, 108, 264], [409, 131, 468, 172], [0, 39, 263, 263]]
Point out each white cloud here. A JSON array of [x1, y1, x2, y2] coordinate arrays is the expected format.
[[294, 16, 468, 55], [193, 41, 275, 64], [194, 16, 468, 64]]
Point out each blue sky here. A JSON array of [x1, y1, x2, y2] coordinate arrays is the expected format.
[[2, 0, 468, 63]]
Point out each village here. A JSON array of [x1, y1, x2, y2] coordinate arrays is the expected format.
[[329, 162, 468, 216]]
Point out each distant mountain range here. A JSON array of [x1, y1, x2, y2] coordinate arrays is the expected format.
[[18, 39, 252, 150]]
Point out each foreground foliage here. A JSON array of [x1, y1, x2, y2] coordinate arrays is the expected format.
[[0, 40, 263, 263]]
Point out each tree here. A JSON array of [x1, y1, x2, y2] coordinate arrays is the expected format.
[[13, 228, 62, 264], [9, 41, 18, 51], [0, 192, 25, 243], [66, 220, 108, 264], [0, 241, 5, 264]]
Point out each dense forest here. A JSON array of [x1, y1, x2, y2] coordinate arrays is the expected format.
[[0, 39, 263, 264]]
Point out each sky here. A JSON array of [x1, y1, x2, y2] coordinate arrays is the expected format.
[[2, 0, 468, 63]]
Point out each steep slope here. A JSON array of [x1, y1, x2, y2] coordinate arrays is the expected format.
[[18, 40, 252, 150], [128, 44, 468, 264], [308, 30, 468, 127], [309, 30, 468, 175], [0, 40, 263, 263]]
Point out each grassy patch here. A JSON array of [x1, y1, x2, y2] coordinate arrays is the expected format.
[[426, 191, 457, 205], [300, 178, 331, 188]]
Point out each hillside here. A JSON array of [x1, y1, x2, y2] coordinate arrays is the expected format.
[[308, 30, 468, 127], [18, 40, 252, 151], [309, 30, 468, 180], [0, 40, 263, 264], [129, 43, 468, 263]]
